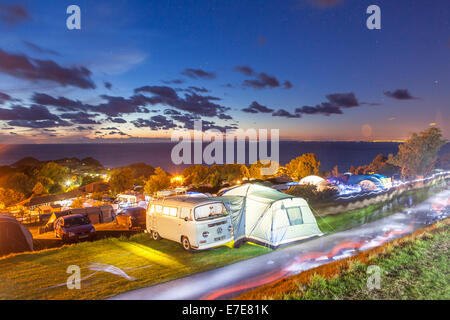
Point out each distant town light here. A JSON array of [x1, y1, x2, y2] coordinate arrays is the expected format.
[[171, 175, 183, 184]]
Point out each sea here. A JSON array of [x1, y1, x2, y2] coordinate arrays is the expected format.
[[0, 142, 449, 173]]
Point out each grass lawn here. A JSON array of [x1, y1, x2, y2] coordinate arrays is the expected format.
[[0, 235, 271, 299], [238, 219, 450, 300], [315, 184, 445, 234]]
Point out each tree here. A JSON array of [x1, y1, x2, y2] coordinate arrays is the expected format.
[[109, 168, 134, 194], [144, 167, 170, 195], [71, 198, 85, 209], [182, 165, 209, 185], [208, 171, 222, 187], [39, 162, 68, 185], [3, 172, 33, 196], [387, 127, 446, 178], [81, 174, 103, 187], [0, 188, 25, 207], [286, 153, 320, 180], [32, 182, 44, 195]]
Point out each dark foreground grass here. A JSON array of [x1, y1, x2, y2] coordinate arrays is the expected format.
[[0, 234, 270, 300], [237, 219, 450, 300]]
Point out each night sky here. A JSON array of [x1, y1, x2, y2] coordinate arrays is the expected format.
[[0, 0, 449, 143]]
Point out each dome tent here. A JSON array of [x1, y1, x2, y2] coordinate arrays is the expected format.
[[0, 214, 33, 256], [299, 175, 329, 191], [219, 184, 323, 249]]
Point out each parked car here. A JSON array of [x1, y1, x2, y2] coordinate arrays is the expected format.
[[115, 207, 146, 230], [54, 214, 96, 243]]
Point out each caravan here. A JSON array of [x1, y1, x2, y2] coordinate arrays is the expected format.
[[146, 196, 233, 251]]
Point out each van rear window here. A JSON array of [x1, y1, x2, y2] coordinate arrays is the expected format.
[[194, 203, 227, 221]]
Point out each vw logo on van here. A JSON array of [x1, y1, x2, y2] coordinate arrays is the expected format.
[[217, 227, 223, 234]]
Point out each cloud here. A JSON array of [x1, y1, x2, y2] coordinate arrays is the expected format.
[[23, 41, 60, 56], [235, 66, 292, 90], [234, 65, 254, 76], [295, 102, 343, 116], [164, 109, 181, 116], [162, 79, 184, 85], [384, 89, 418, 100], [104, 81, 112, 90], [0, 92, 13, 104], [181, 68, 216, 80], [0, 48, 95, 89], [59, 112, 100, 125], [135, 85, 179, 100], [107, 117, 127, 124], [132, 115, 177, 130], [32, 93, 90, 112], [0, 4, 30, 25], [272, 109, 301, 118], [325, 92, 359, 108], [283, 81, 293, 89], [7, 119, 72, 128], [242, 101, 274, 114], [243, 72, 280, 89], [75, 126, 94, 131], [0, 104, 60, 121], [187, 86, 210, 93], [92, 94, 151, 117], [294, 92, 378, 117]]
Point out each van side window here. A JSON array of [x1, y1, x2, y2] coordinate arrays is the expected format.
[[180, 207, 191, 220], [169, 207, 177, 217], [149, 205, 155, 214], [163, 206, 178, 217], [163, 206, 170, 216], [155, 205, 162, 213]]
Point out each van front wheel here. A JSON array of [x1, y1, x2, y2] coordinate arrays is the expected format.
[[181, 236, 192, 251], [151, 231, 161, 240]]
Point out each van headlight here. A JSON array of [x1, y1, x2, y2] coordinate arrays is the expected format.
[[202, 231, 209, 238], [68, 232, 75, 237]]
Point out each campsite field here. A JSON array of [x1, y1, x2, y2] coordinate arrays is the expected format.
[[237, 219, 450, 300], [0, 182, 446, 300]]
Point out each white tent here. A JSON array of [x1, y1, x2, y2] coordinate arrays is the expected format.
[[219, 184, 323, 248], [299, 175, 325, 185]]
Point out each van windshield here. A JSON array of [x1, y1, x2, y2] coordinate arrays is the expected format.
[[194, 202, 228, 221]]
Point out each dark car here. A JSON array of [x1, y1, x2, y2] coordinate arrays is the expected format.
[[54, 214, 96, 243], [115, 207, 146, 230]]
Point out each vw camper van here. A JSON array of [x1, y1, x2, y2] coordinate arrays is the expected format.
[[146, 196, 233, 251]]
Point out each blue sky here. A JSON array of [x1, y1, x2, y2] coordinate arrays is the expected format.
[[0, 0, 449, 143]]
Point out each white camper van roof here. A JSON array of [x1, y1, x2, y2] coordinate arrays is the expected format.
[[150, 195, 221, 209]]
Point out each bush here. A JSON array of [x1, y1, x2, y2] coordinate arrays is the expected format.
[[285, 184, 337, 203]]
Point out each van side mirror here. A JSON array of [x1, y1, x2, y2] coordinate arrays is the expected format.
[[184, 216, 189, 222]]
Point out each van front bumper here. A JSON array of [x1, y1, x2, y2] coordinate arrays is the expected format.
[[193, 236, 233, 250]]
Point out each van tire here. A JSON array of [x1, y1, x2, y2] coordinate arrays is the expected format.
[[151, 230, 161, 240], [181, 236, 192, 251]]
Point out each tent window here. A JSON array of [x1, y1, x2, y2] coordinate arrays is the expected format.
[[286, 207, 303, 226]]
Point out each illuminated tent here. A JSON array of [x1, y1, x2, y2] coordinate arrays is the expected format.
[[0, 214, 33, 256], [299, 175, 329, 191], [299, 175, 326, 185], [218, 184, 323, 249]]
